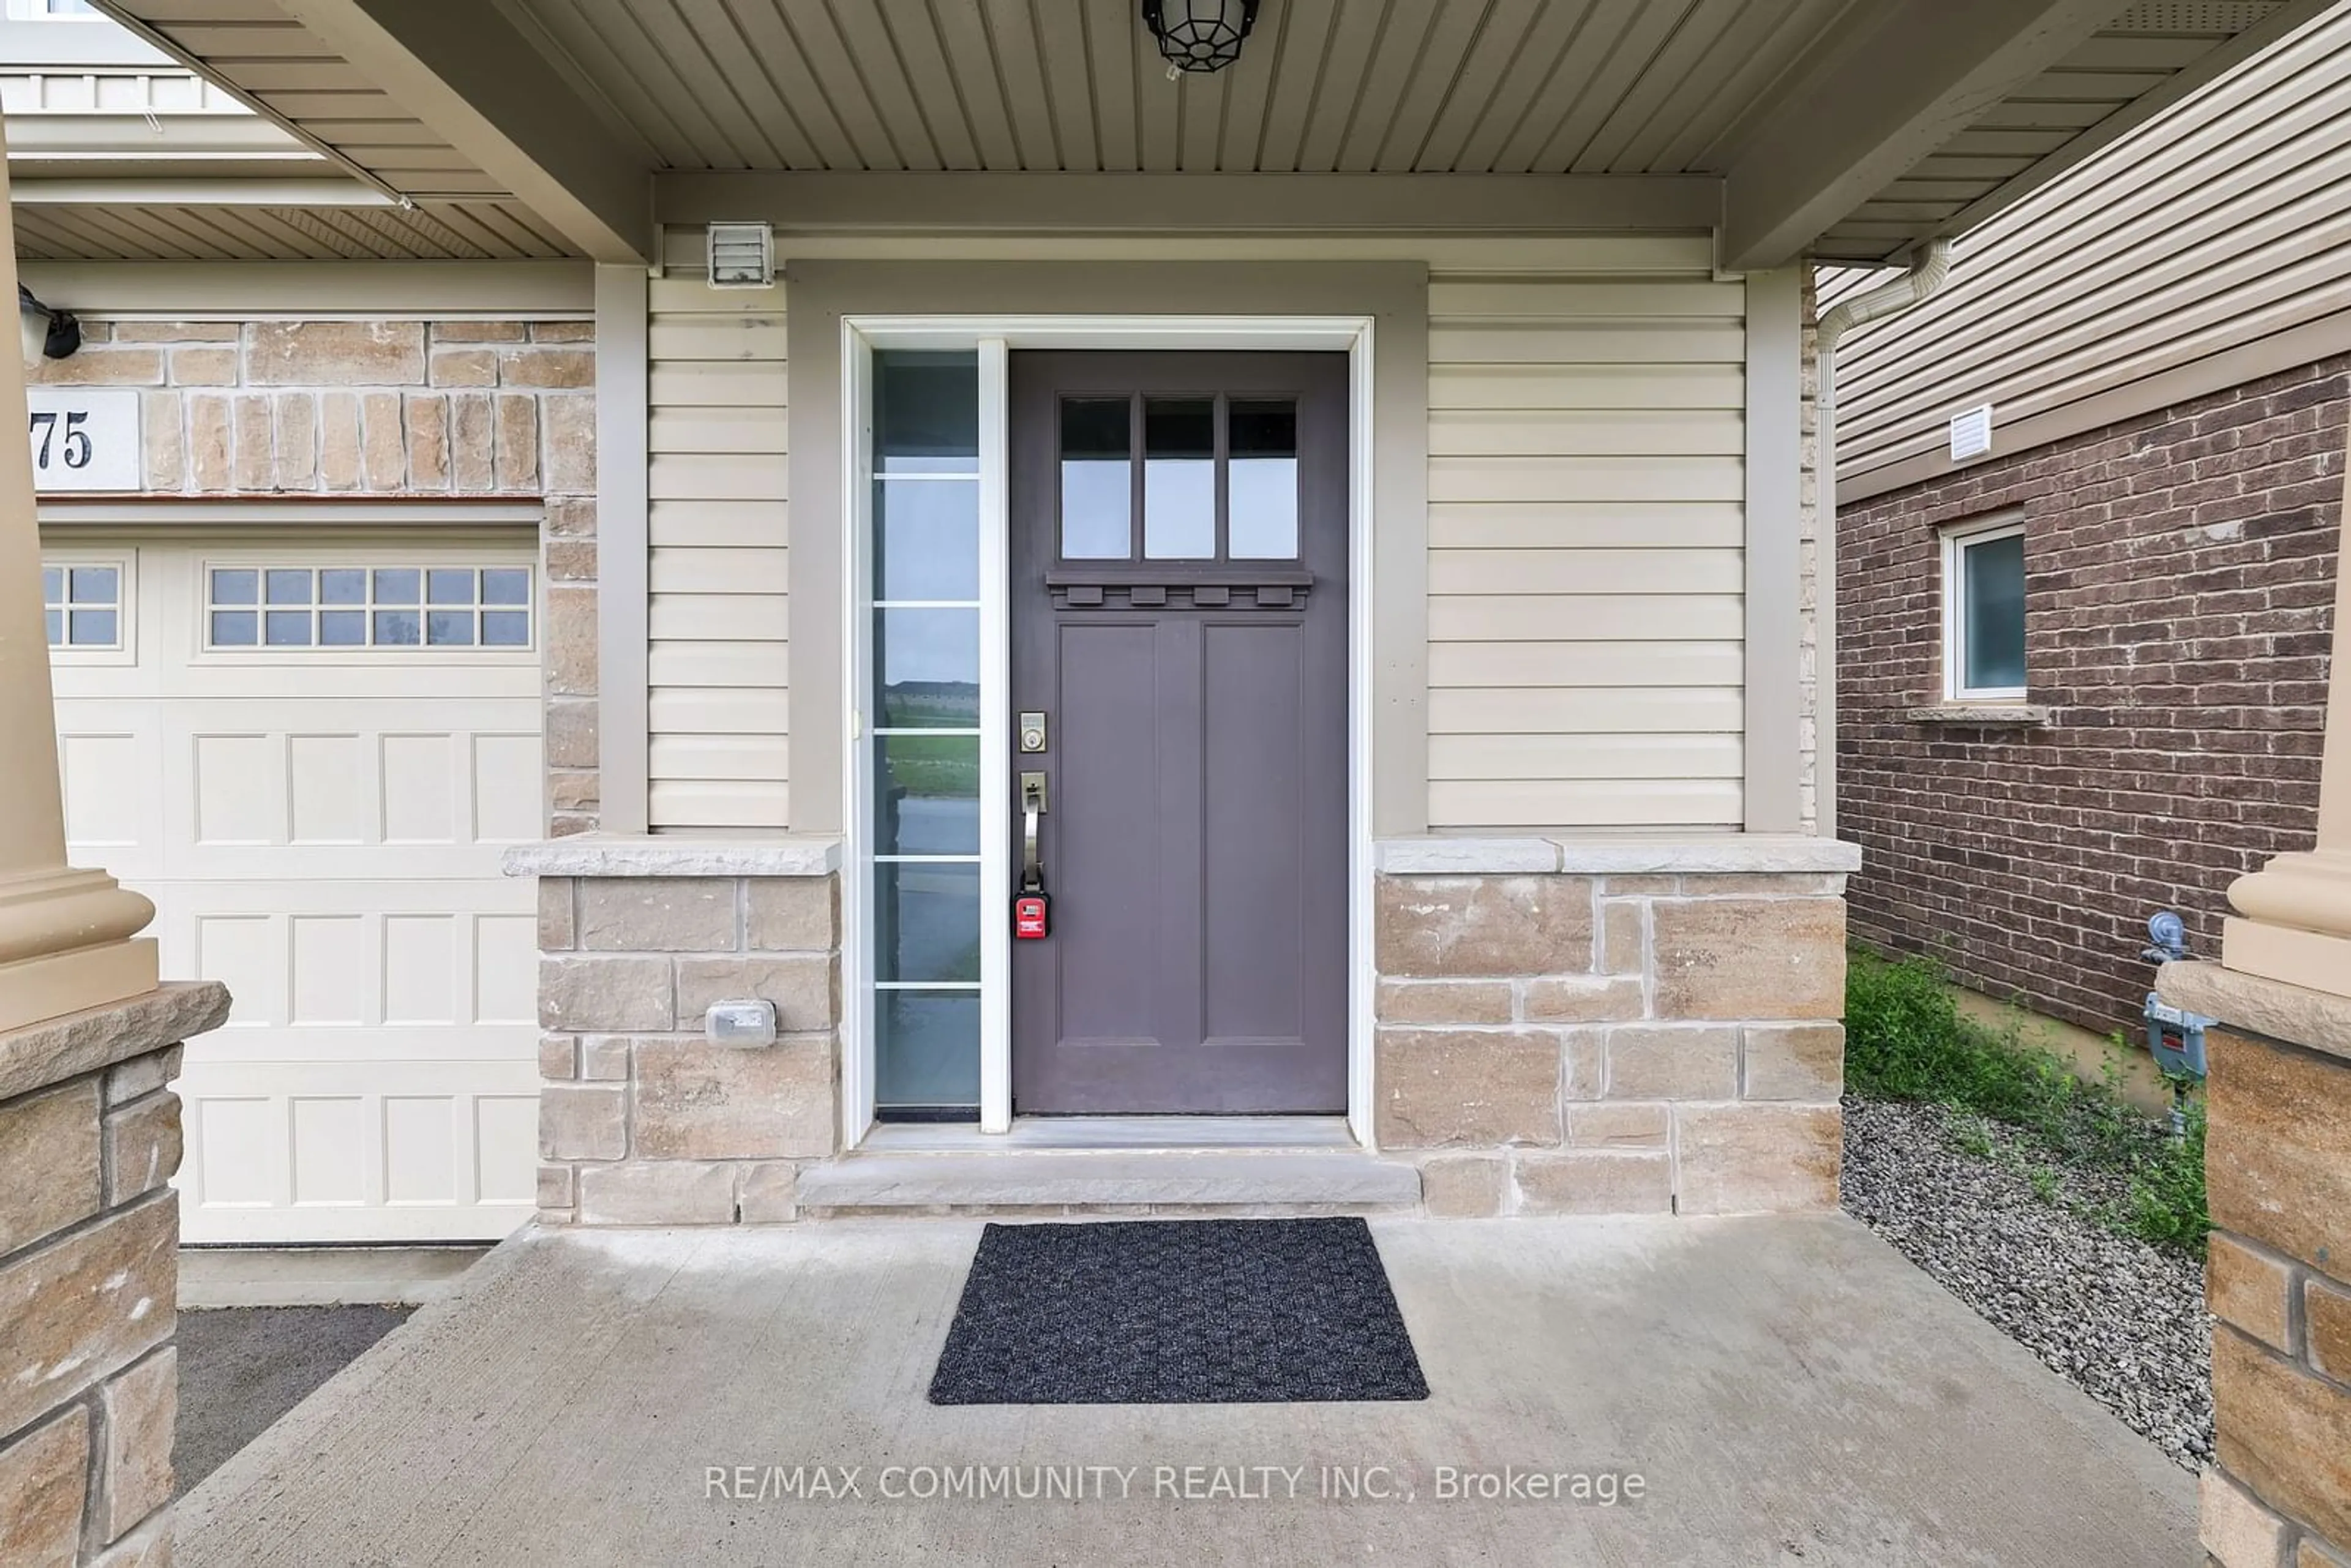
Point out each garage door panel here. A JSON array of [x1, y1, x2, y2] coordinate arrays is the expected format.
[[47, 537, 543, 1245]]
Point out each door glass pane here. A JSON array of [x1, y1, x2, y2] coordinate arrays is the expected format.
[[320, 568, 366, 605], [1143, 398, 1215, 559], [1059, 397, 1131, 560], [210, 569, 258, 606], [876, 478, 980, 600], [264, 610, 311, 646], [1962, 532, 2027, 691], [874, 863, 981, 983], [320, 610, 365, 645], [426, 609, 475, 645], [1228, 399, 1298, 558], [874, 607, 978, 727], [876, 350, 979, 475], [372, 609, 420, 645], [69, 609, 116, 646], [426, 569, 474, 606], [875, 990, 980, 1109], [210, 610, 257, 645], [70, 565, 118, 604], [371, 569, 419, 606], [876, 735, 980, 855], [265, 569, 312, 605]]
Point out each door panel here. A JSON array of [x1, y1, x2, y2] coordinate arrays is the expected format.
[[1010, 352, 1349, 1114]]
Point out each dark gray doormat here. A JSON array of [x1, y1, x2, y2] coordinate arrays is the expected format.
[[928, 1218, 1429, 1404]]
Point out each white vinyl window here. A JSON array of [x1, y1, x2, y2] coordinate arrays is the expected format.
[[204, 564, 533, 650], [42, 560, 124, 650], [1942, 516, 2027, 701]]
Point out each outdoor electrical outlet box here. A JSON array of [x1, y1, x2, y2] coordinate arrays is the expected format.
[[705, 999, 778, 1046], [2143, 994, 2212, 1079]]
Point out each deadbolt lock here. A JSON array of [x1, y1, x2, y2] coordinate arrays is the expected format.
[[1018, 711, 1048, 754]]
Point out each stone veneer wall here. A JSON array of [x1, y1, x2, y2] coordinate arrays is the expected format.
[[2159, 964, 2351, 1568], [30, 315, 602, 836], [533, 872, 841, 1225], [1376, 863, 1848, 1217], [0, 982, 230, 1567]]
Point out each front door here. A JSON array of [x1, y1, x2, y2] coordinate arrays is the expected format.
[[1009, 351, 1349, 1114]]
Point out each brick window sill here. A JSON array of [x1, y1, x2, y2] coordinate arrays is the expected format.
[[1902, 703, 2050, 727]]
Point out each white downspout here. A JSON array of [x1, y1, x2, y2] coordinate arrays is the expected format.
[[1813, 236, 1955, 840]]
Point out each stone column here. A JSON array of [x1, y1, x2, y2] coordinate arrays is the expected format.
[[2158, 409, 2351, 1568], [0, 116, 157, 1033]]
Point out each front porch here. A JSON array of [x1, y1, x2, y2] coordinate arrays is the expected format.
[[173, 1213, 2194, 1566]]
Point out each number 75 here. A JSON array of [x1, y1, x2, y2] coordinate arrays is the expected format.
[[28, 410, 92, 470]]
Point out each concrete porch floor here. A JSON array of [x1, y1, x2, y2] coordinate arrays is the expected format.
[[177, 1215, 2194, 1567]]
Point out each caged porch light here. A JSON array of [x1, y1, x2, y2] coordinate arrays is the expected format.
[[1141, 0, 1259, 76]]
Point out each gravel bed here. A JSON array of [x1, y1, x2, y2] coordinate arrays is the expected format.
[[1840, 1095, 2212, 1469]]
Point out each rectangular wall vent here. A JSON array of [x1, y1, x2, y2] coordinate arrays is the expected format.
[[707, 222, 774, 289], [1949, 403, 1993, 462]]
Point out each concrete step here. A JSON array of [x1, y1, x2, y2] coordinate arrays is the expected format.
[[797, 1149, 1422, 1211]]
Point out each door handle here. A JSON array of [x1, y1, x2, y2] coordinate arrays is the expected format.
[[1021, 771, 1047, 893]]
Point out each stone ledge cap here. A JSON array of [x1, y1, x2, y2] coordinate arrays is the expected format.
[[0, 979, 229, 1102], [503, 836, 844, 879], [1902, 704, 2051, 727], [2156, 961, 2351, 1065], [1376, 836, 1861, 876]]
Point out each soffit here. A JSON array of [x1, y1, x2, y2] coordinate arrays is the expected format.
[[10, 198, 571, 260]]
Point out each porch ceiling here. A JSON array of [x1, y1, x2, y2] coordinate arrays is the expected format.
[[42, 0, 2333, 267]]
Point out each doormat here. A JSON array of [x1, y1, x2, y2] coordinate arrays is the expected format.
[[927, 1217, 1428, 1404]]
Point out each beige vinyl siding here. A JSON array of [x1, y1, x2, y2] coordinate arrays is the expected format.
[[1427, 262, 1747, 832], [1827, 4, 2351, 497], [645, 279, 789, 829]]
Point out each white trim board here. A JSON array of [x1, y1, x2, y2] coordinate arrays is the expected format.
[[838, 313, 1380, 1149]]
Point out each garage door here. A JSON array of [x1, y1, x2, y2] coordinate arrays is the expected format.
[[45, 535, 544, 1243]]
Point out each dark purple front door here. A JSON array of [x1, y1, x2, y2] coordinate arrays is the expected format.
[[1009, 351, 1349, 1114]]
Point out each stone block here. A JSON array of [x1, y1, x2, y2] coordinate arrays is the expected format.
[[537, 1164, 574, 1212], [546, 585, 598, 696], [1649, 897, 1845, 1022], [1376, 980, 1513, 1026], [106, 1045, 182, 1106], [539, 955, 673, 1032], [577, 1160, 737, 1225], [1523, 976, 1644, 1024], [578, 877, 738, 952], [0, 991, 211, 1108], [360, 390, 404, 489], [737, 1162, 800, 1223], [501, 346, 595, 388], [247, 319, 426, 384], [1743, 1023, 1845, 1101], [533, 320, 595, 343], [168, 345, 237, 386], [540, 1083, 626, 1161], [99, 1346, 176, 1542], [29, 347, 163, 386], [544, 538, 596, 583], [451, 391, 494, 491], [2301, 1537, 2351, 1568], [432, 320, 527, 343], [190, 392, 231, 490], [274, 391, 317, 489], [1562, 1028, 1603, 1100], [1606, 1026, 1738, 1100], [2207, 1027, 2351, 1274], [581, 1035, 631, 1081], [496, 392, 540, 490], [1673, 1104, 1840, 1215], [319, 390, 361, 489], [112, 321, 239, 343], [634, 1035, 836, 1159], [2213, 1324, 2351, 1547], [0, 1194, 175, 1437], [543, 394, 596, 493], [546, 495, 598, 537], [1418, 1152, 1507, 1217], [1599, 876, 1679, 895], [2200, 1468, 2290, 1568], [405, 392, 449, 488], [538, 1034, 576, 1081], [0, 1407, 89, 1568], [1373, 1029, 1559, 1149], [430, 348, 498, 386], [1600, 901, 1645, 974], [544, 697, 599, 769], [140, 391, 183, 489], [0, 1079, 102, 1254], [538, 877, 576, 950], [1564, 1101, 1670, 1149], [1375, 876, 1594, 978], [2308, 1274, 2351, 1384], [233, 393, 272, 489], [745, 877, 839, 953], [102, 1090, 182, 1206], [675, 955, 837, 1033], [2206, 1232, 2295, 1353], [1515, 1150, 1673, 1215], [91, 1514, 172, 1567]]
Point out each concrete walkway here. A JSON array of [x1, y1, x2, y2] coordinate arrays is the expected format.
[[178, 1215, 2194, 1567]]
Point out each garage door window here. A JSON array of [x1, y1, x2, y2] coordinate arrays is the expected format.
[[208, 565, 533, 650], [43, 562, 122, 650]]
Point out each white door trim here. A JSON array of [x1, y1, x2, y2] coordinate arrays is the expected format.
[[838, 314, 1379, 1148]]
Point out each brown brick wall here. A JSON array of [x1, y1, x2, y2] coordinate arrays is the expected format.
[[1837, 357, 2344, 1036]]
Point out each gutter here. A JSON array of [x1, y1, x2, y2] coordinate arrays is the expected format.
[[1814, 236, 1955, 840]]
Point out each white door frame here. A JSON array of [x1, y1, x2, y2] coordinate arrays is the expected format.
[[838, 315, 1379, 1146]]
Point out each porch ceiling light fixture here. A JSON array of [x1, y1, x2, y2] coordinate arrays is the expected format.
[[1141, 0, 1259, 75]]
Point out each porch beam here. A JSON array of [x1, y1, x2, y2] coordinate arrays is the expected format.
[[268, 0, 654, 263], [1719, 0, 2115, 272], [656, 172, 1722, 235]]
